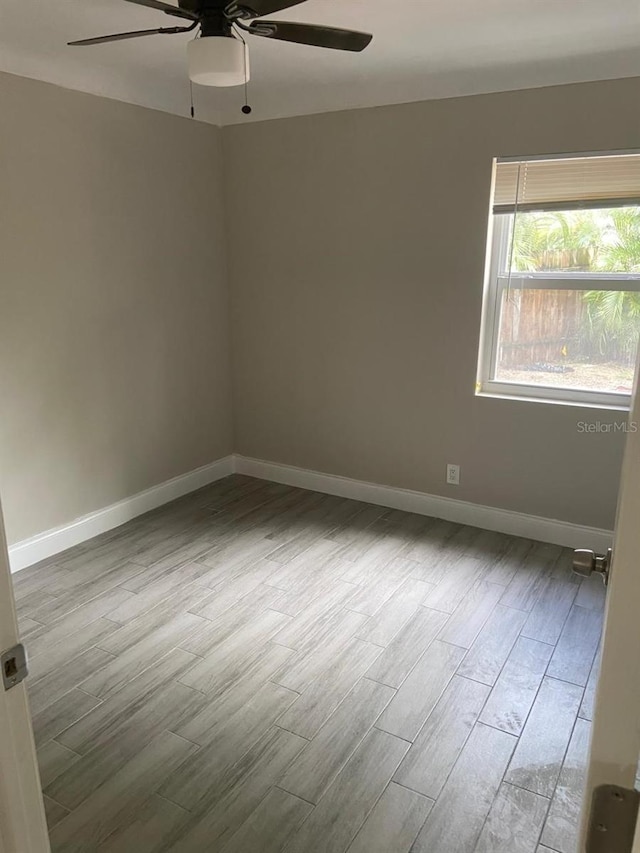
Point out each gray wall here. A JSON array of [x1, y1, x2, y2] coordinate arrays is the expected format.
[[0, 73, 233, 545], [223, 77, 640, 531], [2, 72, 636, 546]]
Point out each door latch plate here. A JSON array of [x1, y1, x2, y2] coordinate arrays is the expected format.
[[587, 784, 640, 852], [1, 643, 28, 691]]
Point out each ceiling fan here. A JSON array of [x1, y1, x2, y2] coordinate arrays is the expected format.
[[68, 0, 373, 88]]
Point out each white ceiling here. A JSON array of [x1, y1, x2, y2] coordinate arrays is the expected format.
[[1, 0, 639, 126]]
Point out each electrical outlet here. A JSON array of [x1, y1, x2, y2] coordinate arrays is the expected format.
[[447, 464, 460, 485]]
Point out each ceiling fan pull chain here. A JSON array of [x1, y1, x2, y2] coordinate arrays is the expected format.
[[242, 37, 252, 115], [190, 78, 195, 118], [233, 27, 252, 115]]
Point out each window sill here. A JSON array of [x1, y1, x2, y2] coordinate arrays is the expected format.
[[476, 387, 631, 412]]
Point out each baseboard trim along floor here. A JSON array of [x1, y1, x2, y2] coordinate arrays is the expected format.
[[8, 452, 612, 572], [235, 455, 613, 555], [8, 456, 235, 572]]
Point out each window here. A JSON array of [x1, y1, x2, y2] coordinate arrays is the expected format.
[[477, 153, 640, 409]]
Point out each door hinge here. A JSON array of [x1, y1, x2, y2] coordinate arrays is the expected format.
[[1, 643, 28, 691], [587, 784, 640, 852]]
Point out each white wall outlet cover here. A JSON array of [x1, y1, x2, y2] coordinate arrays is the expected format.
[[447, 464, 460, 485]]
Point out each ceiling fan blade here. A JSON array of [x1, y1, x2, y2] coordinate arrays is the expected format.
[[68, 25, 193, 46], [248, 20, 373, 51], [122, 0, 199, 22], [226, 0, 306, 19]]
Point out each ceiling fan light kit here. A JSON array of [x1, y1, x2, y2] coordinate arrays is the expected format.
[[187, 35, 248, 86], [68, 0, 372, 92]]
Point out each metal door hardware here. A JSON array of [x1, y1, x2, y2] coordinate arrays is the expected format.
[[573, 548, 613, 586], [1, 643, 28, 691], [586, 784, 640, 852]]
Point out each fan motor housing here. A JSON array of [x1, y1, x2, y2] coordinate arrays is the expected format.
[[180, 0, 234, 36], [178, 0, 224, 13], [178, 0, 233, 36]]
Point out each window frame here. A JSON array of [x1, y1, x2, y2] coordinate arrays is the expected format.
[[477, 212, 640, 410]]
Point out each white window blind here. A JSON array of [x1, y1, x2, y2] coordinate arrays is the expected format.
[[493, 153, 640, 213]]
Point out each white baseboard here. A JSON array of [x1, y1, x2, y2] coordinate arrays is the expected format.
[[10, 451, 613, 573], [8, 455, 235, 573], [235, 455, 614, 553]]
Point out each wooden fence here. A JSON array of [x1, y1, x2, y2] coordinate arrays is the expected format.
[[499, 289, 586, 368], [497, 288, 636, 368]]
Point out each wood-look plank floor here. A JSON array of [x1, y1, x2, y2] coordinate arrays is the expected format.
[[13, 475, 603, 853]]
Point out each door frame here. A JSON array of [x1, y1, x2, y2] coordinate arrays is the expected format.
[[0, 498, 50, 853], [579, 351, 640, 850]]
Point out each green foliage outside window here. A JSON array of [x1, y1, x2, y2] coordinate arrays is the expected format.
[[510, 207, 640, 364]]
